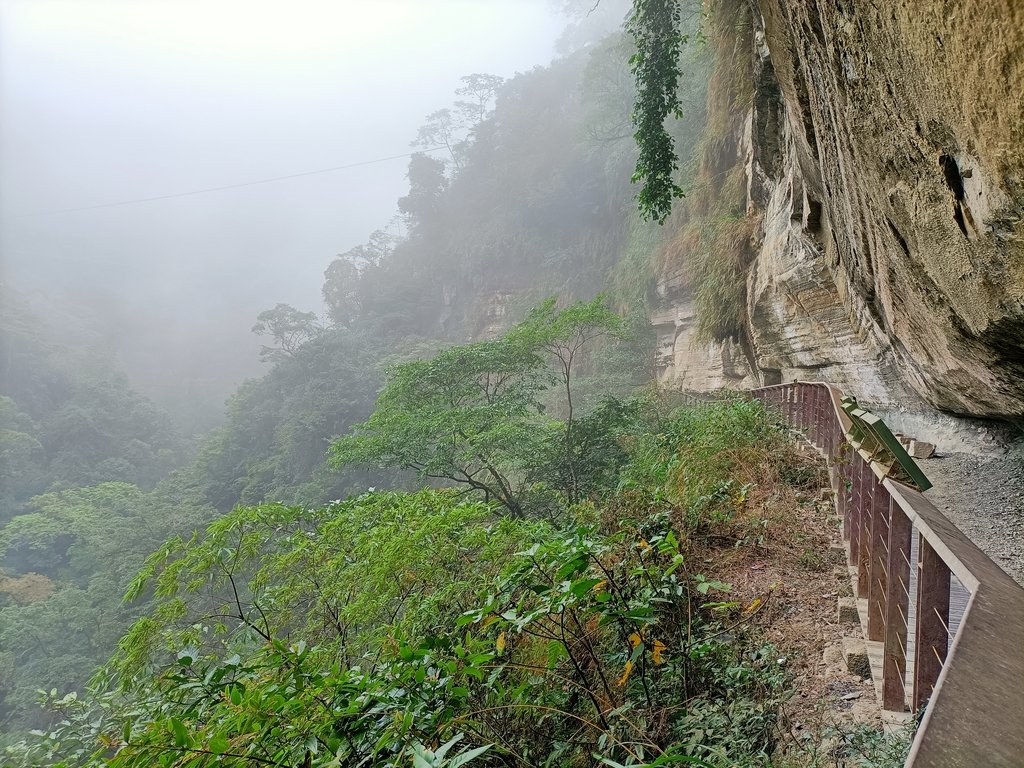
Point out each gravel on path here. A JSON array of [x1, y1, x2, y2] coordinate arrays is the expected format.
[[918, 445, 1024, 586]]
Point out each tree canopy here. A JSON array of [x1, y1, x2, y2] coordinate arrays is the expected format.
[[7, 399, 818, 768], [329, 298, 624, 518]]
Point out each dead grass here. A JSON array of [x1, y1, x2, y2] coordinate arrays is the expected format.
[[655, 0, 761, 342], [681, 440, 889, 765]]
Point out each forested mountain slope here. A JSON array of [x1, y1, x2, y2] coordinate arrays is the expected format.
[[0, 18, 689, 743], [179, 27, 709, 514], [0, 287, 185, 524], [3, 0, 1021, 763]]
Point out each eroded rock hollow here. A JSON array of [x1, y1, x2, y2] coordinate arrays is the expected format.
[[656, 0, 1024, 422]]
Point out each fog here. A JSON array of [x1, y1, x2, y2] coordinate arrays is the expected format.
[[0, 0, 568, 424]]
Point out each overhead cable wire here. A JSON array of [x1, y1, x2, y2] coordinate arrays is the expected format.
[[16, 146, 447, 218]]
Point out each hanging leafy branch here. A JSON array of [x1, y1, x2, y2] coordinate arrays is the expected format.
[[627, 0, 687, 224]]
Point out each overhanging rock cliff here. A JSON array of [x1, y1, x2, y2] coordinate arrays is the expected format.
[[657, 0, 1024, 422]]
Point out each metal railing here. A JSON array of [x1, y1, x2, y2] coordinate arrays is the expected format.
[[752, 382, 1024, 767]]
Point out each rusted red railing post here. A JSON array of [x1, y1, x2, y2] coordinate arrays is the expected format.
[[830, 416, 845, 526], [815, 385, 826, 448], [840, 442, 854, 541], [867, 475, 891, 642], [914, 537, 951, 710], [807, 384, 818, 445], [799, 383, 806, 432], [883, 499, 912, 711], [856, 459, 873, 598], [849, 454, 864, 568]]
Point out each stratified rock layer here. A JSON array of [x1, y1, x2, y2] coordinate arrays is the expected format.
[[657, 0, 1024, 420]]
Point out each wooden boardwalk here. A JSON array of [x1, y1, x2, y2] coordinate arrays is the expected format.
[[752, 382, 1024, 767], [845, 537, 970, 727]]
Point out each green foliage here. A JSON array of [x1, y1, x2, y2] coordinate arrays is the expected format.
[[330, 335, 552, 518], [836, 721, 915, 768], [190, 327, 386, 511], [17, 398, 808, 767], [615, 396, 789, 529], [656, 0, 757, 342], [689, 206, 755, 344], [116, 490, 537, 674], [458, 514, 786, 767], [627, 0, 688, 223], [0, 483, 211, 739], [0, 290, 183, 523], [11, 637, 504, 768], [8, 424, 795, 766], [331, 298, 627, 517], [534, 395, 648, 503], [7, 491, 542, 767], [784, 718, 916, 768], [251, 304, 323, 363]]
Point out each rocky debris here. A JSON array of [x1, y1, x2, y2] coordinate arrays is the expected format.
[[827, 542, 846, 565], [922, 446, 1024, 585], [909, 440, 936, 459]]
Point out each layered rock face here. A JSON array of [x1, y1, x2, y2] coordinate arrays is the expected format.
[[657, 0, 1024, 420]]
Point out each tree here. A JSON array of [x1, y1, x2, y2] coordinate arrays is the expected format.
[[453, 73, 504, 127], [329, 299, 625, 516], [397, 152, 448, 227], [251, 304, 323, 362], [627, 0, 688, 223], [511, 297, 625, 502], [330, 335, 551, 518], [413, 108, 465, 170], [322, 257, 360, 328], [413, 75, 503, 173]]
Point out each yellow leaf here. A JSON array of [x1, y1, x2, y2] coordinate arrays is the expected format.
[[617, 660, 634, 686], [637, 539, 651, 551], [495, 631, 506, 654], [592, 580, 607, 593], [629, 632, 643, 649], [652, 640, 667, 665], [481, 614, 498, 628], [743, 597, 763, 616]]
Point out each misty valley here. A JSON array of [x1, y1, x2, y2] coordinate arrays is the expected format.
[[2, 1, 1023, 767]]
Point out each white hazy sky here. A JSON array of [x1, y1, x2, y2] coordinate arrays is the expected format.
[[0, 0, 568, 410]]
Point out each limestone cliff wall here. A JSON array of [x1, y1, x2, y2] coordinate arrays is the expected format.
[[656, 0, 1024, 421]]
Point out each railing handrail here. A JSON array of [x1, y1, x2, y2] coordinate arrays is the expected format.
[[883, 478, 1024, 767], [750, 381, 1024, 767]]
